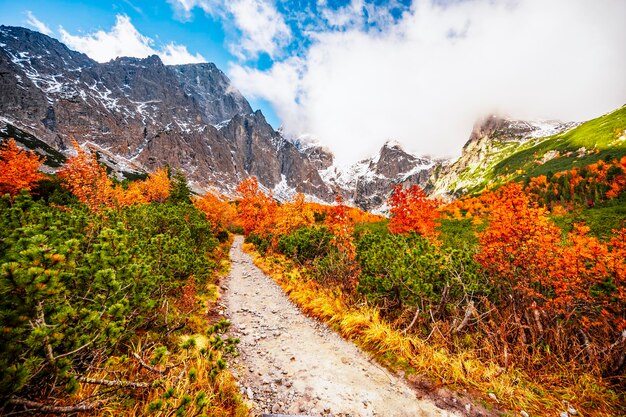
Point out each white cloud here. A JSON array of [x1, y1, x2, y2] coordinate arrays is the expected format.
[[228, 0, 291, 59], [229, 56, 306, 127], [59, 14, 205, 65], [159, 42, 205, 65], [168, 0, 290, 59], [230, 0, 626, 166], [25, 11, 53, 36], [167, 0, 219, 20]]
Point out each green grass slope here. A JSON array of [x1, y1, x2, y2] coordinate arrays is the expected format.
[[440, 105, 626, 196], [493, 105, 626, 181]]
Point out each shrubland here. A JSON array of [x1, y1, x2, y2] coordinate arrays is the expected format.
[[3, 130, 626, 416], [0, 139, 246, 416], [239, 157, 626, 416]]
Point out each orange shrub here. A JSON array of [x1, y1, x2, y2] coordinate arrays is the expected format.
[[387, 184, 441, 242], [0, 138, 45, 196]]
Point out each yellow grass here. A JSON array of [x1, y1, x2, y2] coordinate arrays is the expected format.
[[245, 245, 625, 417]]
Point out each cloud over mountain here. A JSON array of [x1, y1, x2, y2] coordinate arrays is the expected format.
[[226, 0, 626, 165], [59, 14, 205, 65]]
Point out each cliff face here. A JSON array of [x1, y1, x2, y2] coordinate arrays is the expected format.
[[170, 63, 253, 126], [318, 141, 435, 212], [0, 25, 332, 199]]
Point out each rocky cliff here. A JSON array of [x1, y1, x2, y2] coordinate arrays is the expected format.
[[319, 141, 435, 212], [0, 25, 332, 200]]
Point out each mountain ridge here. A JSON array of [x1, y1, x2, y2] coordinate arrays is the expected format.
[[1, 25, 624, 212], [0, 25, 334, 201]]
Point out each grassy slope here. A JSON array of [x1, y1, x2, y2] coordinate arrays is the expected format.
[[493, 106, 626, 181], [457, 106, 626, 194]]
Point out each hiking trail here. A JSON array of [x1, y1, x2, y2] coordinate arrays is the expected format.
[[222, 236, 464, 417]]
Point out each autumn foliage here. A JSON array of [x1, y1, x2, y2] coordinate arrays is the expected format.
[[0, 139, 45, 197], [57, 140, 114, 211], [235, 176, 277, 236], [475, 183, 561, 306], [528, 157, 626, 207], [194, 190, 237, 231], [275, 192, 315, 236], [387, 184, 441, 241], [232, 162, 626, 415], [444, 157, 626, 221], [58, 141, 172, 211]]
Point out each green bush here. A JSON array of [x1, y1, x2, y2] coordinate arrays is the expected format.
[[0, 195, 220, 400], [244, 233, 272, 255], [356, 230, 488, 326], [216, 230, 229, 243], [276, 226, 333, 264]]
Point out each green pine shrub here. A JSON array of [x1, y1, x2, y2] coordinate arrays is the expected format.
[[0, 194, 223, 405]]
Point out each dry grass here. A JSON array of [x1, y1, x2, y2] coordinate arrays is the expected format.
[[244, 243, 625, 417]]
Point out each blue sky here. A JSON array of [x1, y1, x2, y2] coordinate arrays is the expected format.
[[1, 0, 625, 165]]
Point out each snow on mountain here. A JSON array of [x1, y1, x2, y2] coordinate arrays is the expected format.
[[427, 115, 578, 199]]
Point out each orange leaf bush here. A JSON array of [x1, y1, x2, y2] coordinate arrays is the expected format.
[[235, 176, 277, 237], [58, 141, 172, 211], [0, 138, 45, 197], [57, 140, 114, 211], [387, 184, 441, 242], [194, 190, 237, 231]]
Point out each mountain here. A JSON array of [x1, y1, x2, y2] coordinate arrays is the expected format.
[[0, 25, 333, 200], [318, 141, 435, 212], [427, 107, 626, 198], [170, 63, 252, 126], [426, 116, 578, 198], [2, 25, 623, 210]]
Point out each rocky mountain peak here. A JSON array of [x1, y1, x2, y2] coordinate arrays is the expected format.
[[467, 114, 576, 149], [318, 140, 435, 213], [110, 54, 163, 67], [374, 140, 430, 179], [303, 146, 334, 170], [428, 114, 577, 199], [171, 62, 252, 126]]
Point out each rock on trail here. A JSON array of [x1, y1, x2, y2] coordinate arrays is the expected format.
[[222, 236, 461, 417]]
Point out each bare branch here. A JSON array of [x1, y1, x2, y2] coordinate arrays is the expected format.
[[78, 376, 149, 389], [452, 300, 475, 334], [132, 352, 173, 374], [402, 307, 420, 335], [34, 302, 56, 366], [54, 333, 101, 361], [6, 397, 104, 414]]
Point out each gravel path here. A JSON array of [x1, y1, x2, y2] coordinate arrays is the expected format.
[[222, 236, 462, 417]]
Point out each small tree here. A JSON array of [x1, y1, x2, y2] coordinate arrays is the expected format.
[[194, 190, 236, 231], [235, 177, 276, 237], [0, 139, 45, 197], [475, 183, 561, 308], [387, 184, 441, 242], [169, 170, 192, 204], [57, 140, 113, 211]]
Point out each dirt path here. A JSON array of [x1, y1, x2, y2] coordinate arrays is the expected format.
[[222, 236, 463, 417]]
